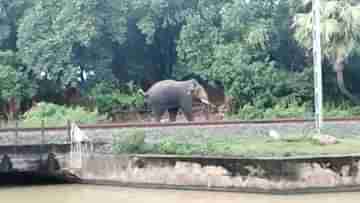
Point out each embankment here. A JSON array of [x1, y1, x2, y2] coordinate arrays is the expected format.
[[75, 153, 360, 194]]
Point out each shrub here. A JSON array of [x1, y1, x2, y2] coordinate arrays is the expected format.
[[112, 130, 148, 154], [323, 103, 360, 118], [156, 138, 223, 155], [209, 45, 314, 114], [235, 101, 360, 120], [157, 138, 179, 154], [89, 81, 145, 116], [236, 104, 265, 120], [262, 102, 308, 119], [22, 102, 105, 127]]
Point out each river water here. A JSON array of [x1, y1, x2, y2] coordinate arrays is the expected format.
[[1, 185, 360, 203]]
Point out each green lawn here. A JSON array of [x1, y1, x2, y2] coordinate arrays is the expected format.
[[203, 137, 360, 157], [113, 133, 360, 157]]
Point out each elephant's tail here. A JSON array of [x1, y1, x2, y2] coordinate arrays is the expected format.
[[140, 89, 150, 103], [137, 89, 147, 97]]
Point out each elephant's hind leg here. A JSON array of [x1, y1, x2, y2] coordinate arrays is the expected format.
[[152, 107, 166, 122], [168, 108, 179, 122]]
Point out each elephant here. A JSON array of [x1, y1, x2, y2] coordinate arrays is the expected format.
[[144, 79, 212, 122]]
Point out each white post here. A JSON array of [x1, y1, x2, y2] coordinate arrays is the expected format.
[[313, 0, 323, 134]]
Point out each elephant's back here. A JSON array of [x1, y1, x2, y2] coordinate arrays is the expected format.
[[147, 80, 182, 94], [146, 80, 185, 105]]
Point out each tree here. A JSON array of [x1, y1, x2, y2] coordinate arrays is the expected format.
[[17, 0, 129, 87], [0, 50, 36, 120], [0, 0, 35, 50], [177, 0, 314, 112], [132, 0, 194, 79], [293, 0, 360, 103], [176, 0, 226, 77]]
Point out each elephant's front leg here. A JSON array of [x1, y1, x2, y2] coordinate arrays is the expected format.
[[182, 107, 194, 122], [168, 108, 179, 122], [152, 107, 166, 122], [202, 104, 210, 120], [181, 101, 194, 122], [183, 111, 194, 122]]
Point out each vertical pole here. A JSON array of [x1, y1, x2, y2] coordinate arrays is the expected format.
[[68, 120, 73, 168], [14, 120, 18, 157], [40, 119, 45, 161], [41, 120, 45, 145], [67, 120, 71, 143], [313, 0, 323, 134]]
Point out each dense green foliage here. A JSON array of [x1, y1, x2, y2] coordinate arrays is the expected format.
[[235, 102, 360, 120], [1, 0, 360, 120], [89, 81, 145, 116], [0, 51, 35, 102]]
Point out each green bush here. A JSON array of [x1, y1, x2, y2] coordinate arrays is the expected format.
[[157, 138, 179, 154], [112, 133, 214, 155], [323, 103, 360, 118], [112, 130, 149, 154], [235, 102, 307, 120], [157, 140, 199, 155], [156, 138, 222, 155], [22, 102, 105, 127], [89, 81, 145, 116], [262, 102, 308, 119], [236, 104, 265, 120], [235, 101, 360, 120], [209, 45, 314, 114]]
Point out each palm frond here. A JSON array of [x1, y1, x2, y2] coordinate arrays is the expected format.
[[294, 0, 360, 62], [323, 1, 340, 18], [323, 19, 341, 43]]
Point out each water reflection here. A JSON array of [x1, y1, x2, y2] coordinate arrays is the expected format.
[[1, 185, 360, 203]]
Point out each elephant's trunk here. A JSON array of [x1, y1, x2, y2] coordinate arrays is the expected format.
[[196, 88, 210, 105], [197, 89, 216, 108]]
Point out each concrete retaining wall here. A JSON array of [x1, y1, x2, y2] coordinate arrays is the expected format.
[[77, 154, 360, 193]]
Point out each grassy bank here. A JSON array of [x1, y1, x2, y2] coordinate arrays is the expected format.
[[112, 132, 360, 157]]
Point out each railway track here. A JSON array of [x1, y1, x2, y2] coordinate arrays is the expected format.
[[1, 117, 360, 132]]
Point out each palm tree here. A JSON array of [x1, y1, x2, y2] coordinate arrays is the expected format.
[[293, 0, 360, 103]]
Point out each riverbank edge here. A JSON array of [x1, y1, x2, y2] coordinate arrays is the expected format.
[[68, 153, 360, 195], [78, 179, 360, 195]]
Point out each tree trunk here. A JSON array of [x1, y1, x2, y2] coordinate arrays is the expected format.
[[334, 60, 360, 104]]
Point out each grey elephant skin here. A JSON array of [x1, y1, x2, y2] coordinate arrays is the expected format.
[[144, 79, 211, 122]]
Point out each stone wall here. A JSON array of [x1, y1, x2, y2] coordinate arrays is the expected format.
[[78, 154, 360, 193]]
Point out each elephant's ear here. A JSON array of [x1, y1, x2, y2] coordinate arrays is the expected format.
[[186, 80, 197, 95]]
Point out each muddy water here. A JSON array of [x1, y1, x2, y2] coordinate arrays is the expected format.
[[1, 185, 360, 203]]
